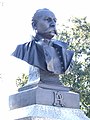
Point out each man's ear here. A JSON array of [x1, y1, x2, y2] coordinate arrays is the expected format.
[[32, 22, 37, 30]]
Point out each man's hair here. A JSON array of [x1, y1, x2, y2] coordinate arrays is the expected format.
[[32, 8, 53, 30]]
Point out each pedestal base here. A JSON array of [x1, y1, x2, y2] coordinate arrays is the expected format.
[[9, 83, 89, 120], [9, 104, 90, 120]]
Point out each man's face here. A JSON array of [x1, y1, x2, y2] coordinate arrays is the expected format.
[[36, 10, 57, 39]]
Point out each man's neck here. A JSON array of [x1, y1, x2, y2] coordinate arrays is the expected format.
[[34, 33, 53, 45], [34, 33, 53, 41]]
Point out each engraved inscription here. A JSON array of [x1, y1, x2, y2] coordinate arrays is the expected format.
[[53, 91, 64, 107]]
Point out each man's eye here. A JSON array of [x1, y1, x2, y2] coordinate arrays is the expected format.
[[44, 18, 57, 23], [54, 19, 57, 23], [47, 18, 52, 22], [44, 18, 51, 22]]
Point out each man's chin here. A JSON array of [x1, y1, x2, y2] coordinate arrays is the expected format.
[[45, 34, 55, 39], [38, 32, 55, 39]]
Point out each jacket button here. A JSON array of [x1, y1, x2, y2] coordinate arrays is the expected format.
[[55, 48, 58, 51], [61, 62, 63, 65], [57, 51, 60, 54], [62, 67, 64, 69], [59, 56, 61, 58]]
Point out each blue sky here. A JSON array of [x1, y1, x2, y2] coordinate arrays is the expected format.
[[0, 0, 90, 117]]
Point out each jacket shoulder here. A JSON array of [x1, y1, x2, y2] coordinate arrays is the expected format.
[[12, 41, 32, 58]]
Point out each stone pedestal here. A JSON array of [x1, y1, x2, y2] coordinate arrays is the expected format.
[[8, 104, 90, 120], [9, 83, 89, 120]]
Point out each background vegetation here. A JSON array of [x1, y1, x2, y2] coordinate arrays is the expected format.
[[16, 17, 90, 118]]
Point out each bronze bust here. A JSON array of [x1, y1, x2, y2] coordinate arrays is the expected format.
[[12, 8, 74, 86]]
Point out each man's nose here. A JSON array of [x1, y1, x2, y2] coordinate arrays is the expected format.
[[50, 20, 56, 27]]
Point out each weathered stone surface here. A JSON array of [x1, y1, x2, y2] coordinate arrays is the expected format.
[[9, 104, 90, 120], [9, 83, 79, 110]]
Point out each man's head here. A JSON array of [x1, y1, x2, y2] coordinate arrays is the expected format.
[[32, 8, 57, 39]]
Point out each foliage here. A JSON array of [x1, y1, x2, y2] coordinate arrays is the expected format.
[[16, 17, 90, 118], [57, 17, 90, 118], [16, 73, 28, 88]]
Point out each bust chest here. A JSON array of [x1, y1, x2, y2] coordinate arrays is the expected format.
[[39, 40, 62, 74]]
